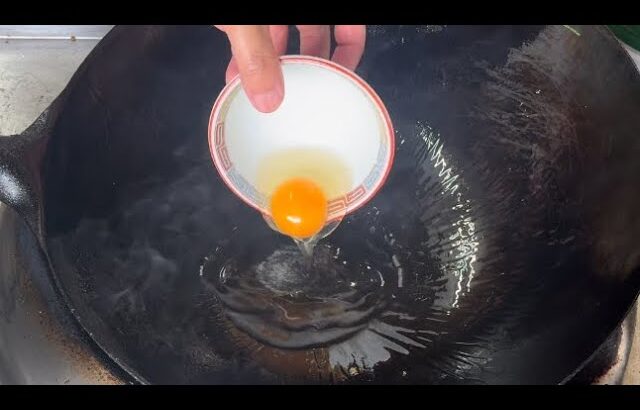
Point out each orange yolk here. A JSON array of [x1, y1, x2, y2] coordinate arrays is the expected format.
[[269, 178, 328, 239]]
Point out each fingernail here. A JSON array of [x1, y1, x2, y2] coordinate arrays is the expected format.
[[252, 87, 284, 113]]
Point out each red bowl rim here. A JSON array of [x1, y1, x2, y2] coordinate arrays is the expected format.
[[208, 55, 395, 221]]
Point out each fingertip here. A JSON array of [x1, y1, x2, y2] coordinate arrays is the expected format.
[[222, 25, 286, 113], [240, 54, 285, 112], [248, 79, 284, 113]]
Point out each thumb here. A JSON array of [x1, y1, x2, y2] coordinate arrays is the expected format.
[[222, 25, 284, 113]]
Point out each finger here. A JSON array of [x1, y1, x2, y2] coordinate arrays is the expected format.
[[226, 57, 239, 83], [296, 25, 331, 59], [216, 24, 287, 52], [216, 24, 237, 82], [225, 26, 287, 84], [270, 25, 289, 55], [224, 25, 284, 113], [332, 25, 366, 70]]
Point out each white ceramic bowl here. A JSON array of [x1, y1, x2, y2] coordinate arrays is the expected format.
[[208, 55, 395, 220]]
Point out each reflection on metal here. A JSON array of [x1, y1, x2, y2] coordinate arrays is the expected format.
[[0, 24, 638, 385], [563, 25, 582, 37], [418, 123, 479, 309]]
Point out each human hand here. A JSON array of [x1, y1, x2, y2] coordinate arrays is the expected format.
[[215, 25, 366, 113]]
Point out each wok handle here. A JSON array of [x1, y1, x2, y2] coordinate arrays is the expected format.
[[0, 112, 49, 238]]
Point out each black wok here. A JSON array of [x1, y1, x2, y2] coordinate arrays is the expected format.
[[1, 25, 639, 384]]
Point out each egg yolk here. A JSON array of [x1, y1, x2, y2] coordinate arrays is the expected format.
[[269, 178, 328, 239]]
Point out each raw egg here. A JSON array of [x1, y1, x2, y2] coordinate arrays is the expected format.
[[269, 178, 328, 239]]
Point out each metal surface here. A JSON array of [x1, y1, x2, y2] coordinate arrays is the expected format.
[[623, 43, 640, 69], [0, 208, 124, 384], [0, 25, 638, 384], [0, 25, 120, 385]]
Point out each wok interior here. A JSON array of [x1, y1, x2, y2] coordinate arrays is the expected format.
[[39, 26, 640, 384]]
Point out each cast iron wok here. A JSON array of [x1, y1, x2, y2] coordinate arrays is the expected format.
[[1, 25, 639, 384]]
